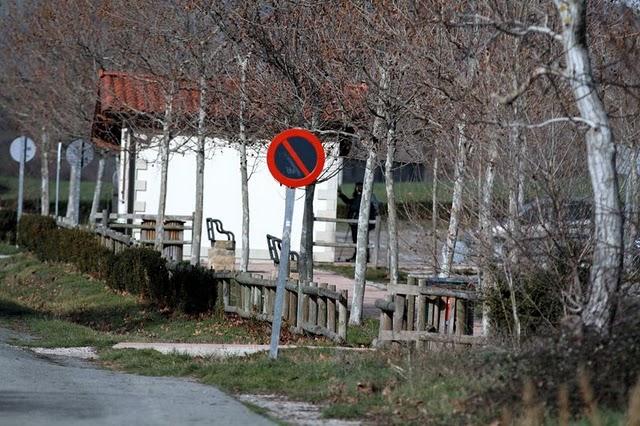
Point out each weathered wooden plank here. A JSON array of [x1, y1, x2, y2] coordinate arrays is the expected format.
[[308, 282, 318, 326], [327, 284, 337, 333], [406, 276, 416, 331], [338, 290, 348, 340], [387, 284, 478, 301], [318, 283, 327, 329], [300, 322, 344, 342], [378, 330, 485, 345], [416, 278, 427, 350], [393, 293, 406, 334]]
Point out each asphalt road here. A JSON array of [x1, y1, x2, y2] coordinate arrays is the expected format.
[[0, 330, 273, 426]]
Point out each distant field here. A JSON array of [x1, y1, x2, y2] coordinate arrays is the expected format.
[[0, 175, 113, 203], [338, 181, 454, 205]]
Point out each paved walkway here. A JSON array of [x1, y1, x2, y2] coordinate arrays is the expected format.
[[0, 329, 272, 426]]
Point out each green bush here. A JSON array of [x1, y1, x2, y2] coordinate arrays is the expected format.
[[0, 210, 17, 243], [485, 268, 565, 338], [107, 248, 170, 305], [168, 262, 217, 314], [17, 214, 56, 253]]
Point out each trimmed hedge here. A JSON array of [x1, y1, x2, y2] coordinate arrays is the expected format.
[[169, 262, 217, 314], [107, 247, 170, 304], [17, 214, 217, 313], [0, 210, 17, 243]]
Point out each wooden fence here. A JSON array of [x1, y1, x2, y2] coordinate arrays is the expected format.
[[375, 275, 484, 349], [56, 216, 135, 253], [212, 272, 348, 342], [91, 210, 193, 261]]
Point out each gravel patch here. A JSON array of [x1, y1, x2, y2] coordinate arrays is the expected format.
[[30, 347, 98, 360], [238, 394, 361, 426]]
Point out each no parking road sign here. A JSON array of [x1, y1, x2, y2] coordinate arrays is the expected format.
[[267, 129, 325, 360], [267, 128, 325, 188]]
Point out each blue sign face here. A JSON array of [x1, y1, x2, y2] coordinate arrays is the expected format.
[[273, 136, 318, 179]]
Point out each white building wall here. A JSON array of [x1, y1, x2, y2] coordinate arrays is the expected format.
[[120, 134, 339, 262]]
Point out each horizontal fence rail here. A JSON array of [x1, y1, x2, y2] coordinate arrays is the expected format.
[[212, 271, 348, 342], [376, 275, 484, 349]]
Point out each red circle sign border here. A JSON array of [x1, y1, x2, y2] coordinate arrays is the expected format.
[[267, 128, 326, 188]]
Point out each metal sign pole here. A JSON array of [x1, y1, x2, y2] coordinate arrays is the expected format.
[[17, 137, 26, 221], [269, 186, 296, 360], [55, 142, 61, 217]]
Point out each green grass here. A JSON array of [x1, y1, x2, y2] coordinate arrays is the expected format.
[[338, 181, 454, 205], [0, 174, 112, 203], [0, 253, 306, 347], [0, 243, 20, 255]]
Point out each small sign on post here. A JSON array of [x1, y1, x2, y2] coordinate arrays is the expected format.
[[10, 136, 36, 221], [266, 128, 325, 360]]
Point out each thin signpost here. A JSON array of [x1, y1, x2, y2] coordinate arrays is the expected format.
[[10, 136, 36, 221], [266, 128, 326, 360]]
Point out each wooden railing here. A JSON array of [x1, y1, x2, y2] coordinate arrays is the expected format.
[[212, 272, 348, 342], [375, 275, 483, 349], [91, 210, 193, 261]]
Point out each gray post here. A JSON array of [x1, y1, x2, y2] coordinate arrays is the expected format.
[[17, 137, 26, 221], [269, 187, 296, 360], [55, 142, 61, 217]]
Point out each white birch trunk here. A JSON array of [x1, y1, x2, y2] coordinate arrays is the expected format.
[[624, 148, 639, 271], [40, 129, 49, 216], [440, 123, 469, 277], [66, 162, 78, 223], [432, 155, 439, 271], [349, 65, 388, 325], [155, 90, 174, 253], [479, 138, 498, 336], [384, 123, 399, 284], [238, 55, 250, 272], [191, 76, 207, 265], [89, 154, 106, 224], [349, 147, 377, 325], [555, 0, 623, 335]]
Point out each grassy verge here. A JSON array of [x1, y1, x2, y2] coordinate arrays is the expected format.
[[0, 243, 20, 255], [0, 253, 633, 424], [0, 253, 323, 347], [0, 175, 113, 203]]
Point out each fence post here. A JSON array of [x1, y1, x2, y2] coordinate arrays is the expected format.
[[308, 282, 318, 326], [406, 276, 416, 331], [223, 277, 230, 309], [318, 283, 327, 329], [372, 215, 381, 267], [416, 278, 427, 350], [338, 290, 348, 340], [288, 281, 298, 324], [327, 284, 337, 333], [296, 280, 304, 329], [378, 294, 393, 346], [101, 209, 108, 229], [393, 287, 406, 338]]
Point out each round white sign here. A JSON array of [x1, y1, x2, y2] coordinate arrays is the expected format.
[[66, 139, 94, 167], [9, 136, 36, 163]]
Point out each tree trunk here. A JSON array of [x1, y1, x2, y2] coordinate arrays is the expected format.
[[349, 147, 377, 325], [479, 138, 498, 336], [432, 155, 439, 271], [66, 161, 79, 224], [624, 147, 639, 272], [384, 122, 399, 284], [440, 123, 469, 277], [191, 76, 207, 266], [299, 184, 316, 284], [555, 0, 623, 336], [238, 55, 250, 272], [40, 129, 49, 216], [155, 90, 174, 253], [89, 153, 106, 225]]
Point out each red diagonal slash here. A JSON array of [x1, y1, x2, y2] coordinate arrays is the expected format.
[[282, 138, 311, 176]]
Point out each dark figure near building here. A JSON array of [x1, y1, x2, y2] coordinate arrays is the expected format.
[[338, 182, 379, 262]]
